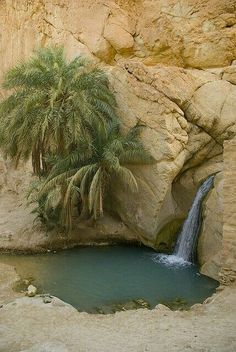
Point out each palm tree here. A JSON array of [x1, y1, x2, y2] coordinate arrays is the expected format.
[[34, 121, 154, 230], [0, 47, 117, 175]]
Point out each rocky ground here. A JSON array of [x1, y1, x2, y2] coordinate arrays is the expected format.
[[0, 263, 236, 352]]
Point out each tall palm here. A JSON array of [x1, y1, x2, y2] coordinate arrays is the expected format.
[[35, 122, 154, 230], [0, 47, 117, 174]]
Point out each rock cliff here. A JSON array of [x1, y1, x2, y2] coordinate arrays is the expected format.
[[1, 0, 236, 280], [220, 139, 236, 284], [1, 0, 236, 74]]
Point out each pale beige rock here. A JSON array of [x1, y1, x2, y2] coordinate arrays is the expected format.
[[135, 0, 236, 67], [185, 80, 236, 143], [154, 303, 171, 311], [0, 263, 20, 304], [222, 66, 236, 85], [108, 62, 235, 252], [104, 8, 135, 52], [104, 23, 134, 52], [220, 138, 236, 284], [26, 284, 37, 297], [0, 0, 236, 81], [198, 173, 223, 281]]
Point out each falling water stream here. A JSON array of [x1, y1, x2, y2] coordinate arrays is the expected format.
[[153, 175, 215, 266], [174, 175, 215, 261]]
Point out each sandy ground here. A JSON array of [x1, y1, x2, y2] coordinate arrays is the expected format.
[[0, 263, 236, 352]]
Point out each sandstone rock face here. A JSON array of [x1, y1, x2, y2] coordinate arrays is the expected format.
[[198, 173, 223, 281], [0, 0, 236, 279], [1, 0, 236, 84], [220, 139, 236, 284], [108, 62, 235, 254]]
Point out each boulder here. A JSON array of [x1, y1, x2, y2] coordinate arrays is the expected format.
[[198, 173, 223, 281], [220, 139, 236, 284], [27, 285, 37, 297]]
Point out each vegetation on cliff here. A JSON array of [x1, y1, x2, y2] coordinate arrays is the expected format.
[[0, 47, 117, 175], [0, 47, 153, 230]]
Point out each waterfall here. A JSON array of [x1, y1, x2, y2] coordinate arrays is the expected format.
[[174, 175, 214, 262], [152, 175, 214, 266]]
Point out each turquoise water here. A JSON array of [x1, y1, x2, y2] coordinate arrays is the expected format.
[[0, 246, 218, 313]]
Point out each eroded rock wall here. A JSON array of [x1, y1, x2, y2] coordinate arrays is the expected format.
[[1, 0, 236, 82], [220, 139, 236, 284], [198, 173, 223, 280], [109, 62, 236, 251]]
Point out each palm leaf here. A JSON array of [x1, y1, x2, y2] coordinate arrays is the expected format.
[[88, 167, 102, 213]]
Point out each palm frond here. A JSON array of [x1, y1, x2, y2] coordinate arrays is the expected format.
[[88, 167, 102, 213], [0, 46, 118, 175]]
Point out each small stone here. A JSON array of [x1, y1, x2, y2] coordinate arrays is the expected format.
[[43, 297, 52, 304], [155, 304, 171, 311], [26, 284, 37, 297], [191, 303, 203, 311]]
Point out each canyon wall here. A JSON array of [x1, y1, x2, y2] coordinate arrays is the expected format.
[[0, 0, 236, 280], [220, 139, 236, 284], [1, 0, 236, 76]]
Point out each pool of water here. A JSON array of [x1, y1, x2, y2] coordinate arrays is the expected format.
[[0, 246, 218, 313]]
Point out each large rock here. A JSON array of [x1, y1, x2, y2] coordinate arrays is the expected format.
[[108, 62, 234, 252], [220, 138, 236, 284], [198, 173, 223, 281], [135, 0, 236, 67]]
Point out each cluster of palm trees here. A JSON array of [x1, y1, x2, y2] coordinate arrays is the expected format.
[[0, 47, 154, 231]]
